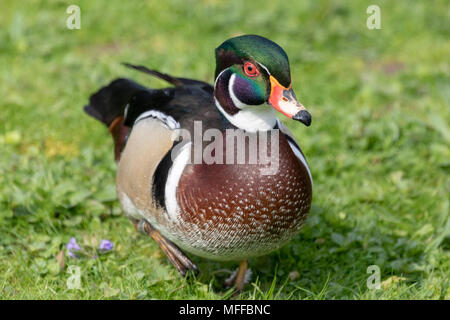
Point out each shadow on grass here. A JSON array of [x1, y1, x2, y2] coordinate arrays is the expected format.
[[180, 203, 429, 299]]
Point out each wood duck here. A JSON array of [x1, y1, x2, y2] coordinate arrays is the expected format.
[[84, 35, 312, 292]]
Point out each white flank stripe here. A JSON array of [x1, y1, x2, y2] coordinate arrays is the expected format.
[[165, 142, 192, 221]]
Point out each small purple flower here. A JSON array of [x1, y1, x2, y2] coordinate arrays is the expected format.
[[99, 239, 113, 251], [66, 237, 81, 258]]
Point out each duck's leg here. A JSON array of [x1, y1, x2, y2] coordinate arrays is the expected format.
[[132, 219, 198, 276], [224, 260, 250, 294], [234, 260, 249, 293]]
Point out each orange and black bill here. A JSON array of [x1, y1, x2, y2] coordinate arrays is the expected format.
[[268, 75, 311, 126]]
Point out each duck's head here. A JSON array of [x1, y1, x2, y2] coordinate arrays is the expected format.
[[214, 34, 311, 132]]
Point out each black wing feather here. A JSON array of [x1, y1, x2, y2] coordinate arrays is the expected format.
[[84, 64, 219, 132]]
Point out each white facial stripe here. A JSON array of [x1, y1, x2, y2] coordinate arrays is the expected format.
[[165, 142, 192, 221], [134, 110, 180, 130], [257, 62, 270, 75], [213, 68, 227, 90]]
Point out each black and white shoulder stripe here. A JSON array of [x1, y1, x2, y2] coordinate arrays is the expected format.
[[277, 119, 313, 185], [133, 109, 180, 130]]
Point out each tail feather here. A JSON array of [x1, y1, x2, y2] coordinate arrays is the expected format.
[[84, 78, 148, 162], [84, 64, 213, 161], [122, 62, 213, 90], [84, 78, 147, 127], [121, 63, 184, 87]]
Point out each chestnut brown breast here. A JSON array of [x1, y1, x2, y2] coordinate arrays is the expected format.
[[168, 130, 312, 261]]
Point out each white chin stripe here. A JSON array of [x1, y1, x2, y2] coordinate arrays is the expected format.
[[228, 73, 247, 110], [214, 95, 277, 132], [134, 110, 180, 130], [214, 71, 277, 132], [165, 142, 192, 221], [214, 97, 277, 132]]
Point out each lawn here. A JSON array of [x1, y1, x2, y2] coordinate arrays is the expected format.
[[0, 0, 449, 299]]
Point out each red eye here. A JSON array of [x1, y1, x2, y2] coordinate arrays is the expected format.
[[244, 62, 259, 77]]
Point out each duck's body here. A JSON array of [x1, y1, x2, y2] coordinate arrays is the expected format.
[[85, 35, 312, 291], [116, 85, 312, 261]]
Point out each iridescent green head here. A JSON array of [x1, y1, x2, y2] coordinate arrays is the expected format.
[[213, 35, 311, 130], [215, 34, 291, 87]]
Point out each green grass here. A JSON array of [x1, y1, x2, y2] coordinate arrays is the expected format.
[[0, 0, 449, 299]]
